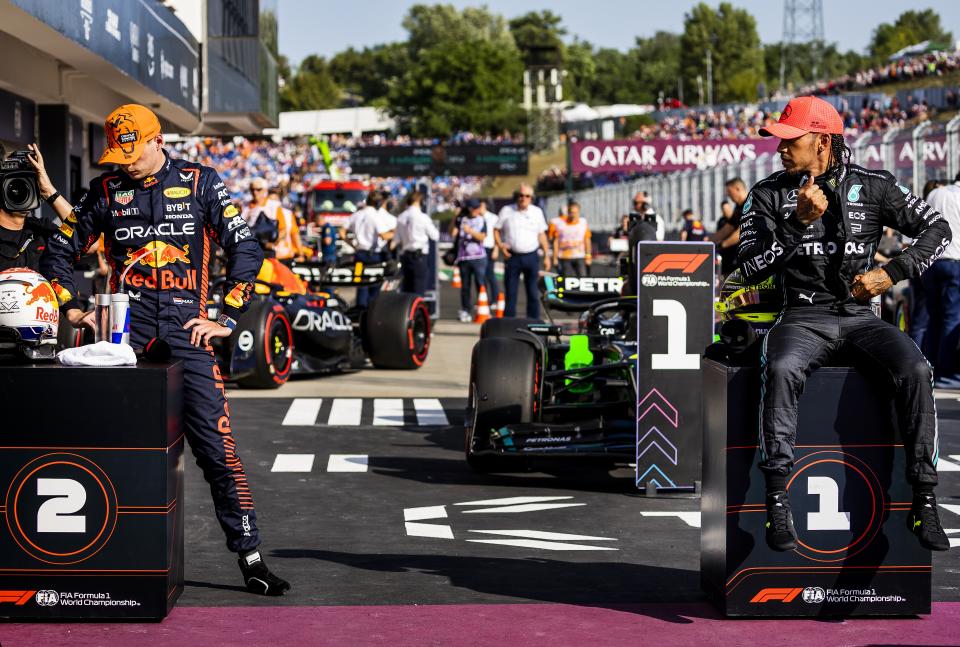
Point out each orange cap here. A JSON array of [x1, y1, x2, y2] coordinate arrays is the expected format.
[[759, 96, 844, 139], [99, 104, 161, 165]]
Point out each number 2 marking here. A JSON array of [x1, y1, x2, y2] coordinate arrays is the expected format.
[[36, 478, 86, 533]]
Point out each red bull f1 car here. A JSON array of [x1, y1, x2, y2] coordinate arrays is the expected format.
[[464, 274, 638, 471], [208, 257, 430, 388]]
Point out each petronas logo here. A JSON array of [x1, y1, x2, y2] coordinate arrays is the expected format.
[[847, 184, 863, 201]]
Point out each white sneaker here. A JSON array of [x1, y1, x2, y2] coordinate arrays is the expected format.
[[458, 310, 472, 323]]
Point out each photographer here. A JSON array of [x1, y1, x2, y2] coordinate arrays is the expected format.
[[0, 143, 70, 271], [631, 191, 664, 241]]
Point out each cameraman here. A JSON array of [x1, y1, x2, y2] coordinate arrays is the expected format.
[[0, 143, 70, 271], [631, 191, 664, 241]]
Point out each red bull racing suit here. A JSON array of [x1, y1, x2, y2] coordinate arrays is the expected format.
[[737, 163, 952, 488], [40, 153, 264, 553]]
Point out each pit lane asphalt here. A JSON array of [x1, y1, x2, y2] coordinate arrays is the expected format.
[[182, 306, 960, 607]]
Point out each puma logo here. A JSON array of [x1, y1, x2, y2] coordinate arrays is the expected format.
[[798, 292, 815, 304]]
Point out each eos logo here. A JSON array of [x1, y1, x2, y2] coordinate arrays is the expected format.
[[802, 587, 826, 604], [114, 223, 195, 241], [35, 590, 59, 606]]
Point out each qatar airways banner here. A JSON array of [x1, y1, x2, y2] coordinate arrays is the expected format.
[[571, 139, 780, 174], [857, 135, 948, 170]]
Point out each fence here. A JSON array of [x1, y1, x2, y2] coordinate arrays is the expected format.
[[546, 115, 960, 233]]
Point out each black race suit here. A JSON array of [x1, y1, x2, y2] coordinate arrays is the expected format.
[[40, 153, 264, 552], [737, 164, 951, 486]]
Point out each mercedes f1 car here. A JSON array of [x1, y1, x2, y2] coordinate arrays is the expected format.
[[208, 257, 430, 388], [464, 274, 638, 471]]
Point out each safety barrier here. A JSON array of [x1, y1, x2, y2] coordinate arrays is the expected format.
[[546, 116, 960, 233]]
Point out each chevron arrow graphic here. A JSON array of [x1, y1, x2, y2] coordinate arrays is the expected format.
[[637, 388, 679, 427], [636, 427, 678, 465], [636, 464, 678, 489]]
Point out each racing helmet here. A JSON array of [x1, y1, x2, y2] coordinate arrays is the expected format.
[[714, 270, 783, 325], [0, 268, 59, 361]]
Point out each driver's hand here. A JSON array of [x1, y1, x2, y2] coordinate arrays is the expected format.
[[851, 268, 893, 301], [66, 308, 96, 331], [183, 318, 231, 347]]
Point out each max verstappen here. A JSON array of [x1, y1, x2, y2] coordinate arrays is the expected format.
[[40, 104, 290, 595], [738, 96, 951, 553]]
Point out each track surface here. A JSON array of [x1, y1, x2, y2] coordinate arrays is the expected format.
[[4, 285, 960, 645]]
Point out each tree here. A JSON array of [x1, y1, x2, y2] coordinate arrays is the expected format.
[[869, 9, 953, 61], [679, 2, 765, 103], [280, 55, 342, 111], [388, 4, 525, 136], [631, 31, 683, 104], [563, 39, 597, 102], [509, 10, 566, 66], [402, 3, 514, 55], [329, 43, 409, 106], [388, 37, 525, 136]]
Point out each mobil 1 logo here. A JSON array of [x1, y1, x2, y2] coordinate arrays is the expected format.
[[635, 242, 714, 491]]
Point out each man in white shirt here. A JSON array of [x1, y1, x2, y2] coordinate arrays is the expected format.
[[480, 198, 500, 308], [242, 177, 282, 248], [494, 183, 550, 319], [396, 191, 439, 295], [347, 190, 394, 307], [920, 176, 960, 387]]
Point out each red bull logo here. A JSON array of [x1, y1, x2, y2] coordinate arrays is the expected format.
[[25, 281, 58, 307], [224, 282, 249, 309], [125, 269, 198, 290], [125, 241, 191, 268], [49, 280, 72, 306]]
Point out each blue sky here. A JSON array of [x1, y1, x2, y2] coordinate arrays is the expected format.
[[279, 0, 960, 65]]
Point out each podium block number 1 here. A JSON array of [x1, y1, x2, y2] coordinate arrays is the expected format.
[[37, 478, 86, 533], [651, 299, 700, 370], [807, 476, 850, 531]]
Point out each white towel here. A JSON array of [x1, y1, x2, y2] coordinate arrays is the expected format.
[[57, 341, 137, 367]]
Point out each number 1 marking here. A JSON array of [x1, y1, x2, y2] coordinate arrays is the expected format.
[[651, 299, 699, 370], [807, 476, 850, 531]]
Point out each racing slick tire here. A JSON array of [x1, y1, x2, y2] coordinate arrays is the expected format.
[[479, 317, 541, 339], [234, 299, 294, 389], [466, 337, 538, 472], [364, 292, 431, 369]]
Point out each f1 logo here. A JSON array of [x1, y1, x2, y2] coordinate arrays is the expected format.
[[750, 587, 803, 603], [0, 590, 36, 605], [642, 253, 709, 273]]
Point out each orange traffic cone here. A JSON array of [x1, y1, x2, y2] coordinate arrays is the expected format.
[[452, 266, 462, 289], [496, 292, 505, 318], [474, 285, 491, 324]]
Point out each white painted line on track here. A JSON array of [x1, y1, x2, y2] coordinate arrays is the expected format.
[[937, 457, 960, 472], [404, 506, 448, 522], [455, 496, 575, 506], [327, 398, 362, 426], [468, 530, 616, 541], [282, 398, 322, 426], [414, 398, 449, 426], [941, 503, 960, 518], [271, 454, 315, 472], [949, 454, 960, 464], [461, 503, 586, 514], [326, 454, 368, 472], [640, 511, 702, 528], [405, 522, 454, 539], [467, 538, 617, 551], [373, 398, 405, 426]]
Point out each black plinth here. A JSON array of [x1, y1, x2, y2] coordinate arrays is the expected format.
[[0, 362, 184, 620], [701, 359, 931, 616]]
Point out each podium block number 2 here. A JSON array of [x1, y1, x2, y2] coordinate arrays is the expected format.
[[651, 299, 699, 370], [807, 476, 850, 531], [36, 478, 86, 533]]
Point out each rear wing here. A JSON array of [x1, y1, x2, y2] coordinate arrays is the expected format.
[[289, 259, 400, 288], [540, 274, 625, 312]]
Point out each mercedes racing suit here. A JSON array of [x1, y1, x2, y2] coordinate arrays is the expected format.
[[40, 153, 264, 552], [737, 163, 951, 487]]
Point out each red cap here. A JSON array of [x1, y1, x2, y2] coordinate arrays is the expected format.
[[759, 96, 844, 139]]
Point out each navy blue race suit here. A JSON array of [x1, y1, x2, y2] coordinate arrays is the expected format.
[[737, 163, 951, 486], [40, 153, 264, 552]]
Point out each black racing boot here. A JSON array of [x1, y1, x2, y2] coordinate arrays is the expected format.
[[239, 549, 291, 595], [907, 491, 950, 551], [765, 491, 798, 551]]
